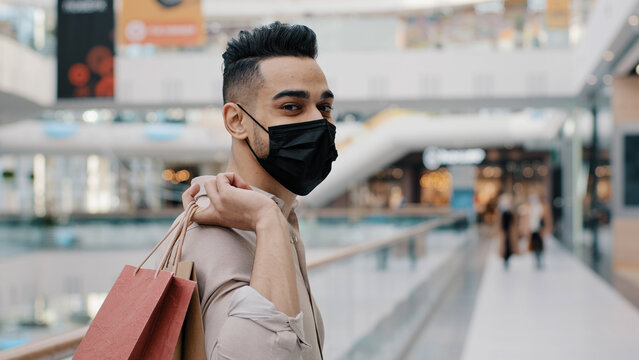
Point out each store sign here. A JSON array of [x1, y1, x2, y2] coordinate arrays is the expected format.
[[423, 147, 486, 170], [44, 122, 79, 139], [546, 0, 570, 29], [57, 0, 115, 99], [145, 123, 184, 141], [118, 0, 205, 46]]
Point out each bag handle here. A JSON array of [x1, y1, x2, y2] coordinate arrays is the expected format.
[[134, 208, 187, 274], [173, 203, 197, 266], [156, 201, 198, 277], [157, 203, 192, 274], [134, 201, 198, 277], [162, 203, 198, 274]]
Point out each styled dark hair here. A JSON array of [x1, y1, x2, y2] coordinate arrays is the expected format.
[[222, 22, 318, 103]]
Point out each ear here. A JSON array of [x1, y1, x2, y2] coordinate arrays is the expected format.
[[222, 103, 249, 141]]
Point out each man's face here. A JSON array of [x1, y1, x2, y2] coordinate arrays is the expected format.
[[246, 56, 334, 155]]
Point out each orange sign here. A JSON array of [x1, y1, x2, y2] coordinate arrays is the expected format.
[[546, 0, 571, 29], [504, 0, 528, 10], [118, 0, 205, 46]]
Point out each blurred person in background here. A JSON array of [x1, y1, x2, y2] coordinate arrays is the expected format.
[[172, 22, 337, 359], [498, 193, 518, 270], [526, 190, 552, 270]]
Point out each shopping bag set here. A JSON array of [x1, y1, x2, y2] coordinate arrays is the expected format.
[[74, 201, 206, 360]]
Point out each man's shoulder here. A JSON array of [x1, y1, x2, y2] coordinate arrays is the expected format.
[[182, 223, 256, 260], [186, 222, 239, 239], [181, 224, 255, 298]]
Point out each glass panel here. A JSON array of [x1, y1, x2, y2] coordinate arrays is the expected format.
[[309, 222, 470, 359]]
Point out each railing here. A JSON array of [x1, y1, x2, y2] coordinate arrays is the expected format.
[[306, 212, 463, 270], [298, 205, 452, 222], [0, 212, 465, 360], [0, 326, 87, 360]]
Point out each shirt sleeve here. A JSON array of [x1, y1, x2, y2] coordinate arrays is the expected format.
[[211, 285, 310, 360], [181, 224, 310, 360]]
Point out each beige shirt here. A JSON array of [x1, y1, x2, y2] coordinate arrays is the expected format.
[[163, 176, 324, 359]]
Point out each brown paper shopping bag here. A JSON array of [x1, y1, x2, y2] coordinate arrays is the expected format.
[[74, 202, 202, 360], [163, 210, 206, 360], [171, 261, 207, 360]]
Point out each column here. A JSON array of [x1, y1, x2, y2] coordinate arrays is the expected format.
[[611, 77, 639, 269]]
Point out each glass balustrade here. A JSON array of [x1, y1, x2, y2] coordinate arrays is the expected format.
[[0, 213, 467, 359]]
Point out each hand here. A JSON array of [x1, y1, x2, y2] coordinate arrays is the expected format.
[[181, 173, 279, 231]]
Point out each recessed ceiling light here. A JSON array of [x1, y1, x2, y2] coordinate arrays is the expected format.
[[603, 51, 614, 62], [629, 15, 639, 26], [587, 75, 598, 86], [82, 110, 98, 123], [603, 75, 613, 86]]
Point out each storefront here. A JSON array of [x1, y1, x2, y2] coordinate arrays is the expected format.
[[338, 147, 565, 225]]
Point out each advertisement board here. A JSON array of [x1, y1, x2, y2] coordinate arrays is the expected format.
[[118, 0, 206, 46], [57, 0, 115, 99]]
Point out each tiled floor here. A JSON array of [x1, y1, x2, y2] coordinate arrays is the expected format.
[[460, 238, 639, 360]]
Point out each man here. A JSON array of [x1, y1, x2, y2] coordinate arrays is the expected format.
[[177, 22, 337, 359]]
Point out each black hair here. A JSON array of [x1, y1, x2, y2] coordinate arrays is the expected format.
[[222, 22, 318, 104]]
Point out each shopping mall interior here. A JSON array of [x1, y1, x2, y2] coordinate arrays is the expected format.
[[1, 0, 639, 359]]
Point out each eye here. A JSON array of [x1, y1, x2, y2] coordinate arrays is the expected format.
[[282, 103, 301, 111], [318, 104, 333, 113]]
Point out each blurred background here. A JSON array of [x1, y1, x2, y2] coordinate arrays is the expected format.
[[1, 0, 639, 359]]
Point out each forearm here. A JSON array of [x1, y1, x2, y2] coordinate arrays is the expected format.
[[249, 207, 300, 317]]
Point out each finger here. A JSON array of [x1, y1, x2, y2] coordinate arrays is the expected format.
[[182, 183, 200, 210], [216, 174, 237, 206], [203, 178, 220, 207], [191, 203, 212, 223], [216, 172, 232, 193], [195, 178, 221, 224], [217, 172, 250, 191], [231, 173, 251, 190]]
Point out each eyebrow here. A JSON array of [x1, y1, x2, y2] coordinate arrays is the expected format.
[[271, 89, 335, 101], [321, 90, 334, 99], [272, 90, 309, 100]]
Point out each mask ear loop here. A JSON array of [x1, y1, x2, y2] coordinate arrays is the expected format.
[[237, 104, 269, 133], [236, 103, 269, 159]]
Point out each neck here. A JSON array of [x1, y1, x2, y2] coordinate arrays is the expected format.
[[226, 144, 296, 218]]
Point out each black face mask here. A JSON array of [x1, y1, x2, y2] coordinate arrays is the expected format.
[[237, 104, 338, 196]]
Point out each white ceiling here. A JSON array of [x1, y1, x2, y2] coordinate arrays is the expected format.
[[1, 0, 494, 17]]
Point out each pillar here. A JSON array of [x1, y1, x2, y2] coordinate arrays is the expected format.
[[611, 77, 639, 269]]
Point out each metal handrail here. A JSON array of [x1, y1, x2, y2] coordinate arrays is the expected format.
[[0, 212, 465, 360], [297, 206, 452, 220], [0, 326, 87, 360], [307, 212, 464, 270]]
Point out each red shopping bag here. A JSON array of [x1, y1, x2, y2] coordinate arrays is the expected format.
[[74, 202, 200, 360], [74, 266, 194, 359]]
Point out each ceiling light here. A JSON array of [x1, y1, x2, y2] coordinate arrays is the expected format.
[[629, 15, 639, 26], [563, 120, 576, 137], [603, 74, 613, 86], [587, 75, 598, 86], [82, 110, 99, 123], [603, 51, 614, 62]]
